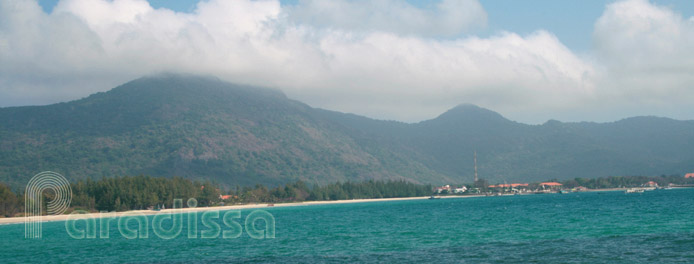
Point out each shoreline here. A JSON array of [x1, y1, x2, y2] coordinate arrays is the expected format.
[[2, 186, 686, 225], [0, 195, 480, 225]]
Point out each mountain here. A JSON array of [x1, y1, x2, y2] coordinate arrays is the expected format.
[[326, 104, 694, 184], [1, 74, 693, 188], [0, 74, 450, 188]]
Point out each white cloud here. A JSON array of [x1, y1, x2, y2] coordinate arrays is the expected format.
[[591, 0, 694, 119], [0, 0, 692, 123], [299, 30, 595, 121]]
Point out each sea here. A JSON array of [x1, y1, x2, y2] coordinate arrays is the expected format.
[[1, 188, 693, 263]]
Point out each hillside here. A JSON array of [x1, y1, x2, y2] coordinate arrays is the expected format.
[[0, 74, 450, 188], [1, 74, 693, 188], [326, 104, 694, 184]]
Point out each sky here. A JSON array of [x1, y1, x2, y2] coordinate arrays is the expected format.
[[2, 0, 694, 124]]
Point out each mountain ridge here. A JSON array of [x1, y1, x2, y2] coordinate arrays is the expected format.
[[1, 74, 692, 189]]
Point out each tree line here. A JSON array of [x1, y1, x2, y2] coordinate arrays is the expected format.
[[0, 176, 432, 217], [0, 176, 223, 217], [471, 174, 694, 193], [226, 180, 432, 204], [1, 174, 692, 217], [560, 175, 694, 189], [0, 183, 21, 217], [70, 175, 221, 212]]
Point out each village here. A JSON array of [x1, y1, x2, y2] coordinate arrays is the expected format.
[[433, 179, 677, 196], [431, 152, 693, 196], [433, 182, 571, 196]]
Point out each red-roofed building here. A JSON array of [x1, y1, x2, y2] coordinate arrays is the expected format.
[[540, 182, 563, 191], [219, 195, 237, 200], [489, 183, 529, 188], [685, 173, 694, 178], [434, 185, 452, 193], [540, 182, 562, 186], [644, 181, 658, 187]]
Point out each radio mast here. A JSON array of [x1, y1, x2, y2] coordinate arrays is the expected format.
[[474, 150, 478, 182]]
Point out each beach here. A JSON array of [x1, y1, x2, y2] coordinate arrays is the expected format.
[[0, 195, 481, 225], [3, 186, 673, 226]]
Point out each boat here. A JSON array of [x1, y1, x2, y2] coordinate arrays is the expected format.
[[625, 188, 645, 194], [559, 189, 570, 194], [267, 203, 274, 207], [428, 196, 440, 200]]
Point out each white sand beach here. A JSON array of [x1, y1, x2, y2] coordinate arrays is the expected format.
[[0, 195, 481, 225]]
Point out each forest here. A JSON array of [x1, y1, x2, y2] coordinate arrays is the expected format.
[[0, 176, 432, 217], [559, 175, 694, 189], [3, 75, 694, 189], [1, 174, 693, 217]]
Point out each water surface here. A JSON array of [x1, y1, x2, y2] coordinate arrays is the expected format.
[[1, 189, 693, 263]]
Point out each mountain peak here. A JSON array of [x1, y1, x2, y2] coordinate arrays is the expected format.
[[433, 104, 508, 123], [135, 72, 222, 85], [451, 103, 483, 110], [92, 73, 288, 107], [112, 73, 226, 94]]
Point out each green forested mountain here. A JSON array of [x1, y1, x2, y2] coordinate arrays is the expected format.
[[1, 74, 693, 189], [0, 74, 450, 188]]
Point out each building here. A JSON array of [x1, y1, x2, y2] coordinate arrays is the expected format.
[[540, 182, 563, 190], [488, 183, 529, 193], [644, 181, 658, 187], [453, 186, 468, 193], [488, 183, 529, 188], [685, 173, 694, 178], [219, 194, 235, 200], [434, 185, 452, 193], [434, 185, 468, 194], [573, 186, 587, 192]]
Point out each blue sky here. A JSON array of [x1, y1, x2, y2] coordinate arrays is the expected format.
[[481, 0, 694, 52]]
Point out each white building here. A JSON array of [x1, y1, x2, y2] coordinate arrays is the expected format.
[[453, 186, 467, 193]]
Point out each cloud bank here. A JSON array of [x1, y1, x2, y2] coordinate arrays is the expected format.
[[0, 0, 692, 123]]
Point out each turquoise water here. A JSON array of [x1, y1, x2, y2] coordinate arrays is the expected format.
[[1, 189, 694, 263]]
